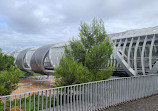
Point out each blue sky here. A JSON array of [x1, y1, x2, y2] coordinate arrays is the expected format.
[[0, 0, 158, 52], [0, 16, 8, 28]]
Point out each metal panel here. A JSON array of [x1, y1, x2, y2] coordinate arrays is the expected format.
[[25, 47, 40, 70], [9, 50, 18, 57], [16, 48, 31, 71], [49, 47, 65, 68], [14, 49, 24, 60], [30, 44, 54, 74], [6, 50, 15, 56]]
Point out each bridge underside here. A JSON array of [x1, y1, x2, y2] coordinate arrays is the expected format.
[[6, 26, 158, 76]]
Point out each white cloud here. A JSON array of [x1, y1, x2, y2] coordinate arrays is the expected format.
[[0, 0, 158, 52]]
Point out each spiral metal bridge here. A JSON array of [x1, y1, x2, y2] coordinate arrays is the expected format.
[[6, 26, 158, 76]]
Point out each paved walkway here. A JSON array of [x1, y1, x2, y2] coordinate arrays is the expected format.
[[103, 95, 158, 111]]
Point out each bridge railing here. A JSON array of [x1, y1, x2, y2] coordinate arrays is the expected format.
[[0, 74, 158, 111]]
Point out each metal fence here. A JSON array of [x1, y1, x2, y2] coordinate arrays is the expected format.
[[0, 74, 158, 111]]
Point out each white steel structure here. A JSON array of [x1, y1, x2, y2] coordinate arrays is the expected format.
[[110, 26, 158, 76], [6, 26, 158, 76]]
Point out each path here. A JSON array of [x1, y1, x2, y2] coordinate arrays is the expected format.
[[103, 95, 158, 111]]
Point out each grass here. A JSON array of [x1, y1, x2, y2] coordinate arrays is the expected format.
[[19, 71, 42, 77]]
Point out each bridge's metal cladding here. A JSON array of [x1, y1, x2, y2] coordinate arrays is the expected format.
[[16, 48, 31, 71], [30, 44, 54, 74], [5, 26, 158, 76], [49, 42, 67, 68]]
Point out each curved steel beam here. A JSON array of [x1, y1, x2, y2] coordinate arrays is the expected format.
[[113, 40, 117, 68], [134, 37, 140, 74], [141, 36, 147, 75], [127, 38, 134, 68], [117, 39, 122, 67], [122, 38, 127, 60], [149, 35, 155, 70]]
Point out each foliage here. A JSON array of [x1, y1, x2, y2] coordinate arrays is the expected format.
[[0, 49, 20, 96], [19, 71, 42, 77], [0, 68, 20, 96], [0, 53, 15, 71], [55, 18, 113, 86], [0, 93, 71, 111], [55, 56, 92, 86]]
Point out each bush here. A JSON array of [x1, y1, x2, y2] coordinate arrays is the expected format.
[[55, 18, 113, 86], [0, 68, 20, 96], [55, 56, 92, 86], [0, 49, 20, 96]]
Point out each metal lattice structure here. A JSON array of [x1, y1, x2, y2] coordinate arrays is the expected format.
[[6, 26, 158, 76], [110, 26, 158, 76]]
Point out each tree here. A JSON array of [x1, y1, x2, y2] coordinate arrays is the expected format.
[[0, 49, 20, 96], [0, 53, 15, 71], [55, 18, 113, 86]]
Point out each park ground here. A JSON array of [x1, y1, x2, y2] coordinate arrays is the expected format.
[[11, 78, 55, 95]]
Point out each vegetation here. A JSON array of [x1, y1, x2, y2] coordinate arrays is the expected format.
[[55, 19, 113, 86], [0, 49, 43, 96], [0, 94, 52, 111], [0, 49, 20, 96], [19, 71, 42, 77], [0, 93, 72, 111]]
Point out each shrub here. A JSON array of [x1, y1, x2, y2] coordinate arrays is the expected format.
[[0, 68, 20, 96], [55, 56, 92, 86]]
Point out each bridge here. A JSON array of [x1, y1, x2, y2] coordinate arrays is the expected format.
[[5, 26, 158, 76]]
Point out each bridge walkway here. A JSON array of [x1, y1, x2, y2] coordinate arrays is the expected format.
[[103, 94, 158, 111]]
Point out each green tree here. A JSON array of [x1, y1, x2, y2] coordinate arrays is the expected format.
[[0, 54, 15, 71], [0, 49, 20, 96], [55, 19, 113, 86]]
